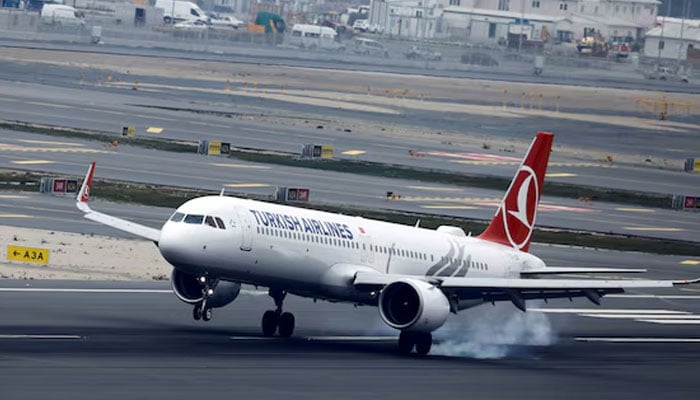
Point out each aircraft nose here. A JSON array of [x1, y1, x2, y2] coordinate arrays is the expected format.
[[157, 222, 192, 266]]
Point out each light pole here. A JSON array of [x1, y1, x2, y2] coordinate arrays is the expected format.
[[656, 0, 672, 78]]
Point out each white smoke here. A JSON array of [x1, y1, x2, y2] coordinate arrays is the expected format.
[[431, 302, 555, 359]]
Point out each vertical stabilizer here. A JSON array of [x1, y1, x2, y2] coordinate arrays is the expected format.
[[478, 132, 553, 252]]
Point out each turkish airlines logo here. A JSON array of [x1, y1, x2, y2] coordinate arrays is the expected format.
[[502, 165, 538, 250], [80, 185, 90, 203]]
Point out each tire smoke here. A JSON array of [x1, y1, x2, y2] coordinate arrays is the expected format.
[[431, 303, 555, 359]]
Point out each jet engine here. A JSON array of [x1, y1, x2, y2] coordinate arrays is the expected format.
[[378, 278, 450, 332], [171, 269, 241, 308]]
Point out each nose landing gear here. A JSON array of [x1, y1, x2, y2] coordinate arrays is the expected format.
[[192, 275, 214, 322], [261, 288, 295, 337]]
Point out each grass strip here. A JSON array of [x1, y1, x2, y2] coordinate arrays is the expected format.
[[1, 170, 698, 256]]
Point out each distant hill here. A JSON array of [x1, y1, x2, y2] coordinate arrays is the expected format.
[[658, 0, 699, 19]]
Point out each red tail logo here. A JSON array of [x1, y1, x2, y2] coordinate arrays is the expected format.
[[478, 132, 553, 252], [78, 162, 95, 204]]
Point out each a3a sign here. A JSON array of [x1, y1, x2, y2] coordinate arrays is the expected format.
[[7, 245, 49, 265]]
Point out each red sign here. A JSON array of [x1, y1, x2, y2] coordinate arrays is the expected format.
[[52, 179, 67, 193], [685, 196, 697, 209], [297, 188, 309, 201]]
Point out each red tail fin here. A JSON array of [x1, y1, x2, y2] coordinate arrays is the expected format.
[[478, 132, 553, 252]]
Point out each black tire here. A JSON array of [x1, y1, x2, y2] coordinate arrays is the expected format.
[[278, 312, 295, 338], [398, 331, 415, 355], [415, 333, 432, 356], [202, 307, 212, 322], [164, 16, 172, 24], [192, 305, 202, 321], [262, 310, 278, 336]]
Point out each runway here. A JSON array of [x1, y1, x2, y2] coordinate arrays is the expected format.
[[1, 279, 700, 399]]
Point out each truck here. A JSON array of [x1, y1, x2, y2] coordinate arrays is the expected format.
[[247, 11, 285, 34], [155, 0, 207, 24]]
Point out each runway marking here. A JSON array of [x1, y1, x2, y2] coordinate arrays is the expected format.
[[211, 163, 270, 170], [623, 227, 685, 232], [189, 121, 232, 129], [576, 337, 700, 343], [451, 160, 608, 167], [546, 173, 577, 178], [407, 186, 462, 192], [27, 101, 73, 109], [341, 150, 366, 156], [609, 294, 700, 299], [0, 334, 83, 340], [224, 183, 270, 188], [421, 205, 479, 210], [146, 127, 164, 134], [399, 196, 500, 203], [0, 214, 33, 218], [18, 139, 83, 147], [636, 320, 700, 325], [615, 207, 656, 213], [229, 336, 397, 342], [681, 289, 700, 294], [530, 308, 689, 315], [680, 260, 700, 265], [0, 288, 172, 293], [0, 195, 28, 199], [11, 160, 54, 165], [579, 314, 700, 320]]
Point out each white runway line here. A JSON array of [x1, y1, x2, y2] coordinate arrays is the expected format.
[[576, 337, 700, 343], [530, 308, 690, 315], [636, 319, 700, 325], [0, 335, 83, 340], [607, 294, 700, 300], [229, 336, 397, 342]]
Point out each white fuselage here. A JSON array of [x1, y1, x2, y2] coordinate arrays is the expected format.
[[157, 196, 546, 304]]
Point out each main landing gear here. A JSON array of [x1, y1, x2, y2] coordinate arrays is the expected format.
[[398, 331, 432, 356], [261, 288, 295, 337], [192, 276, 214, 322]]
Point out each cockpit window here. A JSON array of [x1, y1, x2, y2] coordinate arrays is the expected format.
[[184, 214, 204, 224], [214, 217, 226, 229], [170, 212, 185, 222], [205, 216, 217, 228]]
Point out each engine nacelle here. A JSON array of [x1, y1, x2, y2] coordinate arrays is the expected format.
[[378, 278, 450, 332], [171, 269, 241, 308]]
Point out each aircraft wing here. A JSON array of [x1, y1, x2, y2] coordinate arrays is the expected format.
[[75, 162, 161, 243], [520, 267, 647, 275], [353, 271, 700, 310]]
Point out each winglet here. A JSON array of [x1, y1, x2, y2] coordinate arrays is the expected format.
[[76, 162, 96, 212], [478, 132, 554, 252]]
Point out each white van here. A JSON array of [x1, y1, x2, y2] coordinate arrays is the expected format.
[[155, 0, 207, 24], [40, 4, 85, 28], [288, 24, 344, 51]]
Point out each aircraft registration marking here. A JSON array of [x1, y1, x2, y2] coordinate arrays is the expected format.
[[11, 160, 54, 165], [623, 227, 685, 232], [224, 183, 270, 188]]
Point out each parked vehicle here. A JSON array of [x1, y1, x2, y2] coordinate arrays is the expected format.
[[288, 24, 344, 51], [352, 38, 389, 57], [460, 52, 499, 67], [155, 0, 207, 24], [352, 19, 369, 32], [404, 46, 442, 61], [40, 4, 85, 28], [210, 15, 244, 29], [643, 66, 690, 83]]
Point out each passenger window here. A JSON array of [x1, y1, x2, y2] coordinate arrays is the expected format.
[[170, 212, 185, 222], [205, 216, 217, 228], [215, 217, 226, 229], [184, 214, 204, 224]]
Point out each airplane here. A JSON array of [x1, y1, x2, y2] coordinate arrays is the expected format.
[[75, 131, 699, 355]]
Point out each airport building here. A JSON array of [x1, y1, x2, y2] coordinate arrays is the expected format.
[[643, 17, 700, 65]]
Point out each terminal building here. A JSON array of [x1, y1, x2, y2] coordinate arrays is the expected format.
[[643, 17, 700, 65]]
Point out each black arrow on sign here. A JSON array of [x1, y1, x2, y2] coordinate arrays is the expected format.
[[13, 250, 20, 256]]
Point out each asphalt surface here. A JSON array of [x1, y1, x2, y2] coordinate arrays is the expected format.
[[1, 278, 700, 399], [0, 54, 699, 195]]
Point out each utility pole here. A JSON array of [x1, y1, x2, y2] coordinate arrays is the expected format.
[[656, 0, 672, 78], [518, 0, 525, 53], [676, 0, 689, 69]]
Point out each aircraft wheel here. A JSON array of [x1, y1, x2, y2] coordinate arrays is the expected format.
[[192, 305, 202, 321], [415, 332, 432, 356], [278, 312, 295, 338], [398, 331, 415, 355], [262, 310, 278, 336], [202, 307, 212, 322]]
